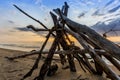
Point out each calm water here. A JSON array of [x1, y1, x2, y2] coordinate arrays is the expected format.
[[0, 41, 119, 65], [0, 41, 52, 51], [0, 39, 82, 51]]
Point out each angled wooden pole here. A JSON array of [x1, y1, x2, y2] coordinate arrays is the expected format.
[[58, 12, 120, 61]]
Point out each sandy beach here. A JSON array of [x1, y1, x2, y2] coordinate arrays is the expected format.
[[0, 48, 119, 80]]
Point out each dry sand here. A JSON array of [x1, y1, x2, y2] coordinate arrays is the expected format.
[[0, 48, 119, 80]]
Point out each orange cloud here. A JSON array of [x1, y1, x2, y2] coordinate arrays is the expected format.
[[107, 36, 120, 42]]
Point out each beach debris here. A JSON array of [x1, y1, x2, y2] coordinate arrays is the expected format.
[[6, 2, 120, 80]]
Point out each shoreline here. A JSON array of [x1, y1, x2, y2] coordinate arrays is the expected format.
[[0, 47, 119, 80], [0, 45, 33, 52]]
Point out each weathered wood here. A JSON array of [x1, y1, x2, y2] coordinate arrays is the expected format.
[[79, 34, 104, 75], [4, 49, 85, 60], [79, 33, 100, 49], [94, 55, 103, 75], [74, 52, 96, 74], [59, 4, 77, 72], [15, 49, 119, 72], [22, 27, 54, 80], [37, 32, 60, 80], [96, 51, 120, 71], [27, 25, 50, 31], [64, 27, 120, 80], [74, 54, 88, 72], [14, 5, 56, 37], [57, 43, 67, 67], [103, 54, 120, 71], [50, 12, 76, 72], [13, 5, 48, 29], [89, 50, 120, 80], [63, 2, 69, 16], [58, 12, 120, 61], [79, 52, 97, 74], [70, 45, 96, 73], [14, 2, 120, 80], [58, 28, 76, 72]]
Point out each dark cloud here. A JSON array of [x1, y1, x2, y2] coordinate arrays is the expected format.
[[92, 9, 104, 16], [14, 27, 48, 37], [78, 12, 85, 18], [8, 20, 15, 24], [91, 19, 120, 36], [104, 0, 114, 7], [108, 5, 120, 13], [15, 27, 32, 31], [92, 10, 99, 16]]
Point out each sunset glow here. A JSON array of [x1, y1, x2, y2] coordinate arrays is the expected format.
[[107, 36, 120, 42], [0, 0, 120, 51]]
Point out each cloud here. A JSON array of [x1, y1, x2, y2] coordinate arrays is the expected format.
[[108, 5, 120, 13], [78, 12, 85, 18], [15, 27, 32, 31], [35, 0, 42, 5], [92, 9, 104, 16], [104, 0, 114, 7], [8, 20, 15, 24], [98, 0, 102, 3], [92, 18, 120, 36], [14, 27, 48, 37], [86, 1, 95, 6]]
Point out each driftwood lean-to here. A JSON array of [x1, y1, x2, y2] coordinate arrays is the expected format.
[[5, 2, 120, 80]]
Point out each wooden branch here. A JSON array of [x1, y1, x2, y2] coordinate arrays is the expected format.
[[22, 27, 53, 80], [50, 12, 58, 26], [96, 50, 120, 71], [58, 13, 120, 61], [63, 2, 69, 16], [14, 5, 56, 37], [4, 49, 81, 60], [89, 49, 120, 80], [73, 54, 88, 73], [5, 47, 117, 61], [37, 31, 59, 80], [57, 30, 76, 72], [13, 5, 48, 29], [63, 27, 120, 80], [78, 52, 97, 74], [73, 48, 96, 74], [50, 11, 76, 72], [27, 25, 50, 31]]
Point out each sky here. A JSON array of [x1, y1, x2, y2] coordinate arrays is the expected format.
[[0, 0, 120, 51]]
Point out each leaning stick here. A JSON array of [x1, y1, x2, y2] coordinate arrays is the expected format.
[[22, 28, 53, 79], [13, 5, 56, 37], [13, 5, 47, 29]]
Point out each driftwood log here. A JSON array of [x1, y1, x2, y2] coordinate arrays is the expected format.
[[62, 24, 120, 80], [57, 11, 120, 61]]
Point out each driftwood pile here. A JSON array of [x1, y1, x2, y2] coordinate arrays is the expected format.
[[6, 2, 120, 80]]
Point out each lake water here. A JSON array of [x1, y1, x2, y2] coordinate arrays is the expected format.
[[0, 41, 52, 51], [0, 38, 82, 51], [0, 41, 119, 65]]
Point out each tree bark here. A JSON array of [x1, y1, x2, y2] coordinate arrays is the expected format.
[[64, 28, 120, 80], [61, 15, 120, 61]]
